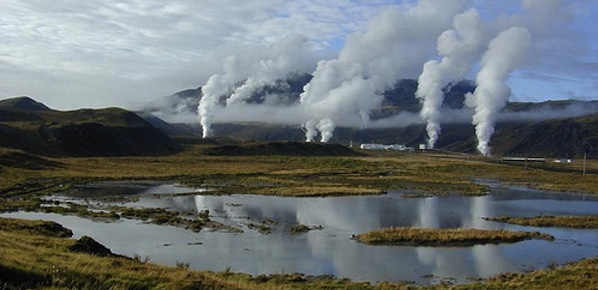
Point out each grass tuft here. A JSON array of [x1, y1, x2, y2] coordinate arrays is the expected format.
[[483, 215, 598, 229], [356, 227, 554, 247]]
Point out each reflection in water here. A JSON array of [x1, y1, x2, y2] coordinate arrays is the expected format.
[[4, 186, 598, 284], [417, 197, 439, 228]]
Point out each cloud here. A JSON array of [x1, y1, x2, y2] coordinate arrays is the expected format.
[[0, 0, 395, 109], [300, 0, 471, 142], [0, 0, 595, 112]]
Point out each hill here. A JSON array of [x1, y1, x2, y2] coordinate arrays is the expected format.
[[199, 115, 597, 158], [490, 114, 598, 158], [201, 141, 362, 156], [0, 96, 50, 111], [0, 97, 182, 157]]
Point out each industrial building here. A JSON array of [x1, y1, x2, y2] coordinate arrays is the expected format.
[[360, 143, 415, 151]]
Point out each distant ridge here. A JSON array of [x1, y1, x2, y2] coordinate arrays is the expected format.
[[0, 96, 50, 111]]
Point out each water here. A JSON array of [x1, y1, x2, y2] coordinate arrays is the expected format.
[[64, 181, 208, 197], [3, 182, 598, 284]]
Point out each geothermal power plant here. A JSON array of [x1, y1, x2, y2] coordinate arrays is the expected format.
[[193, 0, 562, 157]]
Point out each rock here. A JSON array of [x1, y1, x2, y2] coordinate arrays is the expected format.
[[69, 236, 113, 256]]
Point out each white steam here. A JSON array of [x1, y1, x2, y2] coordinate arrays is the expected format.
[[198, 56, 241, 138], [198, 35, 316, 138], [187, 0, 583, 156], [415, 8, 488, 149], [300, 0, 470, 142], [466, 27, 532, 156], [226, 34, 313, 107]]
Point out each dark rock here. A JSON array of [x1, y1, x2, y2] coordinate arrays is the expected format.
[[69, 236, 113, 256]]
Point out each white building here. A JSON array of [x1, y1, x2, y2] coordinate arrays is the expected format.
[[360, 143, 388, 150], [360, 143, 414, 151]]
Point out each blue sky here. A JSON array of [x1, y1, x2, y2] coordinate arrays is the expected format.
[[0, 0, 596, 110]]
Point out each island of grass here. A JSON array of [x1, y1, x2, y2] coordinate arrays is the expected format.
[[483, 215, 598, 229], [355, 227, 554, 247]]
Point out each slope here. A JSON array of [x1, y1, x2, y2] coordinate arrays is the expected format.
[[0, 97, 182, 157]]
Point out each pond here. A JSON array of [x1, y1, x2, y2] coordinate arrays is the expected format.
[[3, 181, 598, 284]]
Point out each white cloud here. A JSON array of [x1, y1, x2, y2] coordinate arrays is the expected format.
[[0, 0, 396, 109], [0, 0, 595, 111]]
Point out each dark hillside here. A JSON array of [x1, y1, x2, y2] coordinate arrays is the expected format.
[[0, 96, 50, 111], [202, 141, 362, 156], [0, 148, 61, 169], [490, 114, 598, 158], [197, 115, 596, 158], [0, 97, 182, 157]]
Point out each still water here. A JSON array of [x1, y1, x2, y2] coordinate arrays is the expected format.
[[3, 182, 598, 284]]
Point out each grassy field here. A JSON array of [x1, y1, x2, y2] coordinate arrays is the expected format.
[[1, 146, 597, 199], [0, 217, 596, 290], [355, 227, 554, 246], [483, 215, 598, 229], [1, 146, 597, 289]]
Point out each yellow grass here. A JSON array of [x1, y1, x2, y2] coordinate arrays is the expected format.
[[356, 227, 554, 246], [484, 215, 598, 228], [2, 148, 597, 198]]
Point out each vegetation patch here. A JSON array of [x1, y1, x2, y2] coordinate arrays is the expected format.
[[453, 257, 598, 290], [356, 227, 554, 247], [288, 224, 324, 234], [483, 215, 598, 229], [0, 148, 62, 170], [0, 217, 72, 237], [115, 206, 241, 233], [247, 222, 273, 235]]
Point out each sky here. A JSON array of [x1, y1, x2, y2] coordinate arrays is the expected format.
[[0, 0, 596, 110]]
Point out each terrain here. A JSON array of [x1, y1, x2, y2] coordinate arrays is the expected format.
[[146, 76, 598, 158], [355, 227, 554, 247], [2, 76, 597, 159], [1, 91, 597, 289], [1, 138, 597, 288], [0, 97, 182, 157]]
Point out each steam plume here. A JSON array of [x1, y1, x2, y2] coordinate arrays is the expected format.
[[300, 0, 470, 142], [198, 56, 241, 138], [416, 8, 488, 149], [466, 27, 532, 156], [198, 35, 315, 138], [226, 34, 312, 107]]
